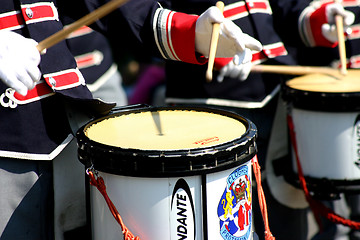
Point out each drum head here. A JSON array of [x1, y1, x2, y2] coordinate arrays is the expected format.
[[283, 70, 360, 111], [76, 106, 257, 177]]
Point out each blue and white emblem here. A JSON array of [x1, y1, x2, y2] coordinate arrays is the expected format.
[[217, 165, 252, 240]]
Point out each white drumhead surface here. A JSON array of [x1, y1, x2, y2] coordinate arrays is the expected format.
[[85, 110, 246, 150], [286, 70, 360, 92]]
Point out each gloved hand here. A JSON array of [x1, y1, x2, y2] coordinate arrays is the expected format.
[[300, 2, 354, 47], [217, 49, 253, 82], [0, 31, 41, 96], [195, 6, 262, 60], [321, 3, 354, 42]]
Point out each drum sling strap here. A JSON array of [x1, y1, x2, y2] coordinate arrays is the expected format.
[[86, 168, 140, 240], [252, 155, 276, 240], [86, 158, 275, 240], [287, 114, 360, 231]]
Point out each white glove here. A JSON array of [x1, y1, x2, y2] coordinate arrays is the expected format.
[[217, 49, 253, 82], [322, 3, 355, 43], [0, 31, 41, 96], [195, 6, 262, 59]]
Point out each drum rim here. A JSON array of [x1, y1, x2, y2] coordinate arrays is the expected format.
[[283, 170, 360, 200], [76, 106, 257, 177], [282, 83, 360, 112]]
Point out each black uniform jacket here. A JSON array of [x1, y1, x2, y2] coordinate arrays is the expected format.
[[0, 0, 205, 159]]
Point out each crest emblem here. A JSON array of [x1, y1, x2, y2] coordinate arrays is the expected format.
[[217, 165, 252, 240]]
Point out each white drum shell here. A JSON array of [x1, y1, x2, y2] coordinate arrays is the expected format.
[[290, 107, 360, 180], [90, 160, 254, 240]]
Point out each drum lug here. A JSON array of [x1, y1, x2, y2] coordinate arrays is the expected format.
[[86, 165, 99, 178]]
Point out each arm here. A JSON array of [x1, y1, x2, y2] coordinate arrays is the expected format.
[[270, 0, 354, 48], [59, 0, 261, 64]]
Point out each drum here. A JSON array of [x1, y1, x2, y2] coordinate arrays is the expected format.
[[282, 71, 360, 198], [76, 105, 257, 240]]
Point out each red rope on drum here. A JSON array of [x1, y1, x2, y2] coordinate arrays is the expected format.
[[252, 155, 275, 240], [287, 114, 360, 231], [87, 169, 141, 240]]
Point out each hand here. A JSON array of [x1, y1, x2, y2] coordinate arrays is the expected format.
[[0, 31, 41, 96], [321, 3, 355, 43], [217, 49, 253, 82], [300, 2, 354, 47], [195, 6, 262, 59]]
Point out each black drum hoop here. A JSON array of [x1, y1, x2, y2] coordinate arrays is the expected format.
[[76, 106, 257, 178], [284, 171, 360, 200], [281, 83, 360, 112], [273, 156, 360, 200]]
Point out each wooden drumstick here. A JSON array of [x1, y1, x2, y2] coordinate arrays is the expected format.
[[251, 64, 343, 78], [335, 0, 347, 75], [36, 0, 130, 53], [205, 1, 225, 82]]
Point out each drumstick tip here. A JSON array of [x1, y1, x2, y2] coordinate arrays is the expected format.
[[340, 69, 348, 76], [216, 1, 225, 9], [36, 45, 47, 55], [206, 70, 213, 82]]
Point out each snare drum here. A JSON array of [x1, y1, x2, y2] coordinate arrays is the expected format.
[[282, 71, 360, 198], [76, 106, 257, 240]]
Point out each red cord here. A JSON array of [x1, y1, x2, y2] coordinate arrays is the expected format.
[[287, 115, 360, 231], [87, 170, 141, 240], [252, 155, 276, 240]]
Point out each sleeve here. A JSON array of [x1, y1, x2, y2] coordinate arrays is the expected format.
[[298, 1, 337, 47], [58, 0, 206, 65], [214, 58, 232, 70], [152, 8, 207, 64]]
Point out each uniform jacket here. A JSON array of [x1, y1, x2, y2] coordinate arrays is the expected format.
[[164, 0, 308, 109], [0, 0, 205, 159], [65, 25, 115, 88]]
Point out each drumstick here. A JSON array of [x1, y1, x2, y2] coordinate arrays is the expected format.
[[205, 1, 225, 82], [151, 111, 163, 136], [335, 0, 347, 75], [36, 0, 130, 53], [251, 65, 343, 78]]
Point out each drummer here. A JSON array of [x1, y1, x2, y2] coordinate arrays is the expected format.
[[158, 0, 354, 239], [288, 1, 360, 239], [0, 0, 263, 239], [53, 24, 129, 239]]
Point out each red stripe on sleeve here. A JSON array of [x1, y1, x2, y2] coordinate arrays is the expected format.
[[170, 12, 207, 65]]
